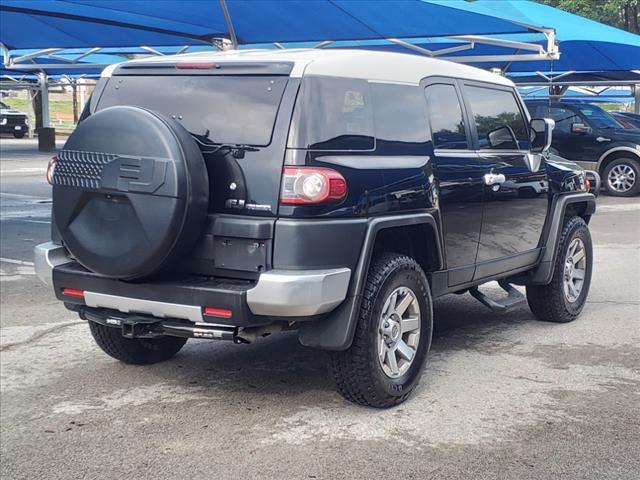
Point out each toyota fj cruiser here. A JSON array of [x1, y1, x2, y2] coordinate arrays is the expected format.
[[35, 49, 598, 408]]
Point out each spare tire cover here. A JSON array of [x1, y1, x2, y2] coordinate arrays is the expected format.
[[53, 106, 208, 280]]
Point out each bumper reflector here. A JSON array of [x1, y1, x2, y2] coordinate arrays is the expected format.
[[62, 288, 85, 298], [204, 307, 233, 319]]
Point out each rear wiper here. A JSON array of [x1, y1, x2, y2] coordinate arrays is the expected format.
[[190, 131, 260, 158]]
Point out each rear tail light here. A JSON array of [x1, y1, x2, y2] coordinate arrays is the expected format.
[[46, 155, 58, 185], [62, 288, 84, 298], [280, 167, 347, 205]]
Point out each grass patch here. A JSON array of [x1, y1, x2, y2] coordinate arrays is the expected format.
[[3, 98, 75, 123]]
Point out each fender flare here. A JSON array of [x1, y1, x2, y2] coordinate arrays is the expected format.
[[528, 192, 596, 285], [597, 146, 640, 171], [298, 213, 443, 351]]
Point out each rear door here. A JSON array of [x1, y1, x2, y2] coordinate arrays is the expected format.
[[425, 80, 483, 286], [461, 83, 549, 280]]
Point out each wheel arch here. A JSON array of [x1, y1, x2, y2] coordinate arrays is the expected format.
[[527, 192, 596, 286], [597, 146, 640, 173], [298, 213, 443, 351]]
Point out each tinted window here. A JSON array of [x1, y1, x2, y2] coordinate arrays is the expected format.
[[425, 84, 468, 150], [465, 86, 528, 150], [372, 83, 428, 153], [577, 105, 622, 129], [97, 75, 288, 146], [535, 105, 580, 134], [289, 76, 374, 151]]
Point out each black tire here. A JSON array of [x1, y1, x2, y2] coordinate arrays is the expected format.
[[602, 157, 640, 197], [527, 216, 593, 323], [13, 131, 26, 139], [329, 253, 433, 408], [89, 321, 187, 365]]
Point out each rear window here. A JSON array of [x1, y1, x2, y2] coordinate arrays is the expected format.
[[97, 75, 288, 146]]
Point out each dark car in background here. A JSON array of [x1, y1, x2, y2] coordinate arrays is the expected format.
[[0, 101, 29, 138], [526, 101, 640, 197], [611, 111, 640, 130]]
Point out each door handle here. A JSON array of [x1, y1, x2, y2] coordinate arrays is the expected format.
[[484, 173, 506, 186]]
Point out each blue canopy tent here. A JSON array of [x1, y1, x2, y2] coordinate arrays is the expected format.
[[518, 86, 635, 104], [456, 0, 640, 73], [0, 0, 535, 50], [333, 1, 639, 75]]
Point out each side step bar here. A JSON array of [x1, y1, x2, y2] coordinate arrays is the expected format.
[[80, 307, 240, 342], [469, 280, 526, 313]]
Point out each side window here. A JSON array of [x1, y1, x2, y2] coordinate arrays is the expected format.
[[372, 83, 428, 154], [465, 85, 529, 150], [288, 76, 374, 151], [425, 84, 469, 150], [538, 106, 581, 134]]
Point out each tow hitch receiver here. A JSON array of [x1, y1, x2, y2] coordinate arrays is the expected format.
[[80, 308, 239, 341], [469, 280, 526, 313]]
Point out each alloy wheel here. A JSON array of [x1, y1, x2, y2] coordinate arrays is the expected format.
[[563, 238, 587, 303], [607, 163, 636, 193], [377, 286, 421, 378]]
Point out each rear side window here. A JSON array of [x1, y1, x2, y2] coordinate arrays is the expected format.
[[425, 84, 469, 150], [97, 75, 288, 146], [288, 76, 374, 151], [464, 85, 529, 150], [372, 83, 428, 152]]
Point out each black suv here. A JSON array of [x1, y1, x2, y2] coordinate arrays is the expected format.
[[526, 100, 640, 197], [0, 100, 29, 138], [35, 50, 597, 408]]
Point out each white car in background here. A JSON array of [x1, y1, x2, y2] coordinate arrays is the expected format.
[[0, 101, 29, 138]]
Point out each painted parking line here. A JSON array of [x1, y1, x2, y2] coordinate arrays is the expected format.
[[0, 192, 50, 201], [597, 203, 640, 213], [0, 257, 35, 267], [0, 167, 47, 174]]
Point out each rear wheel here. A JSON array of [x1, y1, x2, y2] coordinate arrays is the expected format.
[[89, 321, 187, 364], [527, 216, 592, 323], [602, 157, 640, 197], [330, 253, 433, 408]]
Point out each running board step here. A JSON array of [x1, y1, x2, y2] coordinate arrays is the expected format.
[[469, 280, 526, 313]]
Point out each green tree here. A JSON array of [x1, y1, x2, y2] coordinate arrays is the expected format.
[[535, 0, 639, 33]]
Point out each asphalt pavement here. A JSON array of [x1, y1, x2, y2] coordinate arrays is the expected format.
[[1, 138, 639, 479]]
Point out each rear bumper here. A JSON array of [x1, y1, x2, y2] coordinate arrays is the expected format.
[[35, 242, 351, 324], [0, 124, 27, 133]]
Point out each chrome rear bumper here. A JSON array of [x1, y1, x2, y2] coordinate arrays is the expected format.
[[34, 242, 72, 285], [35, 242, 351, 320]]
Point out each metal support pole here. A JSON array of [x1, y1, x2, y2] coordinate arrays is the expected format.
[[219, 0, 238, 49], [38, 73, 50, 128], [635, 85, 640, 115]]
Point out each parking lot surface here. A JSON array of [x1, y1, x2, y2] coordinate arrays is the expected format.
[[1, 138, 639, 479]]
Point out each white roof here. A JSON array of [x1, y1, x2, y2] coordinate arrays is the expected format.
[[106, 48, 513, 87]]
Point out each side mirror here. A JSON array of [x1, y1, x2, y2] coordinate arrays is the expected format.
[[571, 122, 591, 134], [530, 118, 554, 154]]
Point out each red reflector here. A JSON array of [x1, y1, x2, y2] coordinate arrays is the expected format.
[[204, 307, 233, 318], [62, 288, 84, 298], [176, 62, 216, 70]]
